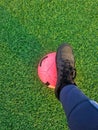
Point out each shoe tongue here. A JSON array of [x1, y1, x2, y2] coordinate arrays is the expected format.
[[63, 65, 76, 80]]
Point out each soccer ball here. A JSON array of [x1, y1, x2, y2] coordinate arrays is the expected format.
[[38, 52, 57, 89]]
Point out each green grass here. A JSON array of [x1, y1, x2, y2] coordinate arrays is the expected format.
[[0, 0, 98, 130]]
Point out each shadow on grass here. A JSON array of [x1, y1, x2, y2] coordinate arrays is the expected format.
[[1, 6, 43, 66]]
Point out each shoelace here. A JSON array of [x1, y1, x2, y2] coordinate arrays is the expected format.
[[60, 60, 76, 83]]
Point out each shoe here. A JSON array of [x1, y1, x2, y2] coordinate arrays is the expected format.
[[55, 43, 76, 100]]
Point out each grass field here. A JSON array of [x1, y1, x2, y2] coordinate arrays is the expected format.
[[0, 0, 98, 130]]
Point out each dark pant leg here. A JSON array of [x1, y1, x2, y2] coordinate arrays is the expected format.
[[60, 85, 98, 130]]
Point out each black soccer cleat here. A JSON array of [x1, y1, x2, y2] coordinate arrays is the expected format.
[[55, 43, 76, 100]]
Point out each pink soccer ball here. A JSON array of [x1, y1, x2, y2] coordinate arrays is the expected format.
[[38, 52, 57, 89]]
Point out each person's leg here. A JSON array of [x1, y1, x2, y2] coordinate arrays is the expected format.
[[60, 84, 98, 130], [55, 43, 98, 130]]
